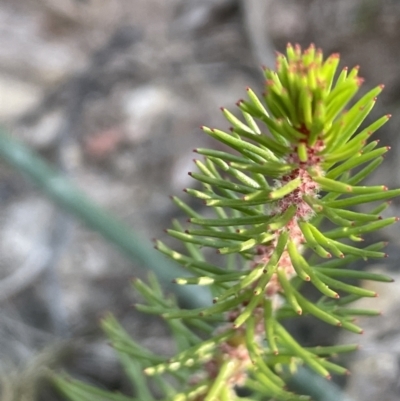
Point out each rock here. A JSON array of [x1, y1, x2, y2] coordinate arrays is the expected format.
[[0, 74, 41, 121], [0, 197, 53, 273], [17, 110, 63, 150], [122, 85, 172, 144]]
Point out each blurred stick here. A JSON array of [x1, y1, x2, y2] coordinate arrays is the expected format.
[[240, 0, 276, 68], [0, 129, 211, 309], [40, 210, 72, 336]]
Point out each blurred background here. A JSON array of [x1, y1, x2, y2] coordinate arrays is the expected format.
[[1, 0, 400, 400]]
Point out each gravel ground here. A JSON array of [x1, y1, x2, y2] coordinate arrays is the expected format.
[[1, 1, 400, 400]]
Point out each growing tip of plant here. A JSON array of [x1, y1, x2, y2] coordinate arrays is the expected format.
[[304, 42, 314, 52], [328, 53, 340, 62]]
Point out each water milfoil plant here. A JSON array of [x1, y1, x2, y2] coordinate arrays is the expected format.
[[54, 44, 400, 401]]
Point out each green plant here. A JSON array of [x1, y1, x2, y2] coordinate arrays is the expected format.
[[53, 44, 400, 400]]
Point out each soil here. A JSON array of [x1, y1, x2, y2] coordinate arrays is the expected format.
[[1, 1, 400, 400]]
